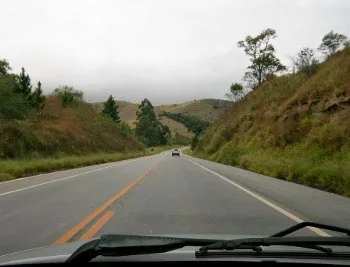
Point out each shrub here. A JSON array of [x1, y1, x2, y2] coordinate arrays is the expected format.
[[52, 85, 84, 106]]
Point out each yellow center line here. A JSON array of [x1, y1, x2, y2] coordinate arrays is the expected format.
[[53, 163, 159, 245], [79, 210, 116, 241]]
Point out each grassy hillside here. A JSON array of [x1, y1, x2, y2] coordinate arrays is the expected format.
[[91, 101, 139, 127], [159, 117, 194, 138], [157, 99, 231, 122], [92, 99, 231, 139], [1, 97, 144, 159], [193, 48, 350, 196]]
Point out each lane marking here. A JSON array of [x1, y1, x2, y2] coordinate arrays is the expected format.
[[185, 157, 330, 237], [53, 163, 159, 245], [0, 159, 140, 197], [0, 158, 143, 186], [0, 153, 160, 186], [80, 210, 116, 240]]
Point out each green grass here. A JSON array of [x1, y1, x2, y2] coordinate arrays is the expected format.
[[0, 145, 172, 182], [193, 143, 350, 196]]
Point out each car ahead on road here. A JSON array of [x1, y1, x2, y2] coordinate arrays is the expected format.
[[172, 148, 180, 156], [1, 222, 350, 266]]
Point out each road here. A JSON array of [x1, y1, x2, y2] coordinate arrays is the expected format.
[[1, 151, 350, 255]]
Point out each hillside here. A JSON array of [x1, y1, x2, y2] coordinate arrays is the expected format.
[[193, 48, 350, 196], [92, 99, 230, 138], [159, 99, 231, 122], [0, 97, 144, 159]]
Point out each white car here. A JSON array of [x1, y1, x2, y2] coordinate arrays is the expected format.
[[171, 148, 180, 156]]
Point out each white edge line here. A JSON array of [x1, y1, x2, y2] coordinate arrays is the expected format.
[[0, 159, 139, 197], [184, 156, 330, 237], [0, 154, 157, 186]]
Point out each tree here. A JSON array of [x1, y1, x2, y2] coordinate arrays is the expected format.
[[318, 31, 348, 55], [291, 48, 319, 76], [225, 82, 244, 101], [0, 74, 30, 118], [12, 67, 45, 109], [29, 81, 46, 109], [15, 67, 32, 96], [0, 59, 11, 75], [136, 98, 156, 121], [237, 28, 286, 89], [101, 95, 120, 122], [52, 85, 84, 106], [135, 98, 170, 146]]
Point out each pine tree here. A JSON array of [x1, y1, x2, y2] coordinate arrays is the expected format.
[[15, 67, 32, 96], [102, 95, 120, 122], [30, 81, 46, 109]]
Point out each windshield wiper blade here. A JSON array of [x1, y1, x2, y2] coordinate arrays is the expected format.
[[67, 222, 350, 262], [196, 222, 350, 257], [196, 237, 350, 257], [66, 234, 222, 262]]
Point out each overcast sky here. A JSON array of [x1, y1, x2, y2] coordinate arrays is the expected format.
[[1, 0, 349, 104]]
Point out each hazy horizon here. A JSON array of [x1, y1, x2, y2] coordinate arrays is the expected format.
[[1, 0, 349, 105]]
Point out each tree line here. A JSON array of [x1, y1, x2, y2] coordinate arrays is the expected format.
[[226, 30, 349, 101], [161, 111, 210, 136]]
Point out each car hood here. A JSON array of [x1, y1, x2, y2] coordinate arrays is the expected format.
[[0, 234, 260, 265]]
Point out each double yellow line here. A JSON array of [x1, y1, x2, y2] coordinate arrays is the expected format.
[[54, 163, 159, 245]]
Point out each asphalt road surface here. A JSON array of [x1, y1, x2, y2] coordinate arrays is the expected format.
[[1, 151, 350, 255]]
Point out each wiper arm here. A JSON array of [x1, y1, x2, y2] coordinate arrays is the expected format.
[[66, 234, 222, 262], [270, 221, 350, 237]]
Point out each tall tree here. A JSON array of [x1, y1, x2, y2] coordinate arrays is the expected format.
[[15, 67, 32, 96], [101, 95, 120, 122], [136, 98, 156, 121], [237, 28, 286, 89], [135, 98, 170, 146], [318, 31, 348, 55]]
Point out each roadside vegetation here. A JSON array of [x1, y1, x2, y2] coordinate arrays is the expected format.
[[0, 146, 172, 182], [0, 60, 181, 180], [193, 29, 350, 196]]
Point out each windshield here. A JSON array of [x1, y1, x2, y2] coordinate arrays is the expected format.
[[0, 0, 349, 259]]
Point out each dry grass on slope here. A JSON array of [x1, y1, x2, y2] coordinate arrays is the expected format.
[[159, 117, 194, 138], [195, 48, 350, 196], [0, 97, 144, 159]]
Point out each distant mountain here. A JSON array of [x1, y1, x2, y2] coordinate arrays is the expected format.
[[91, 99, 231, 139]]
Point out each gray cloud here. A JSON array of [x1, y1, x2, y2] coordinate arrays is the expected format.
[[1, 0, 349, 104]]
